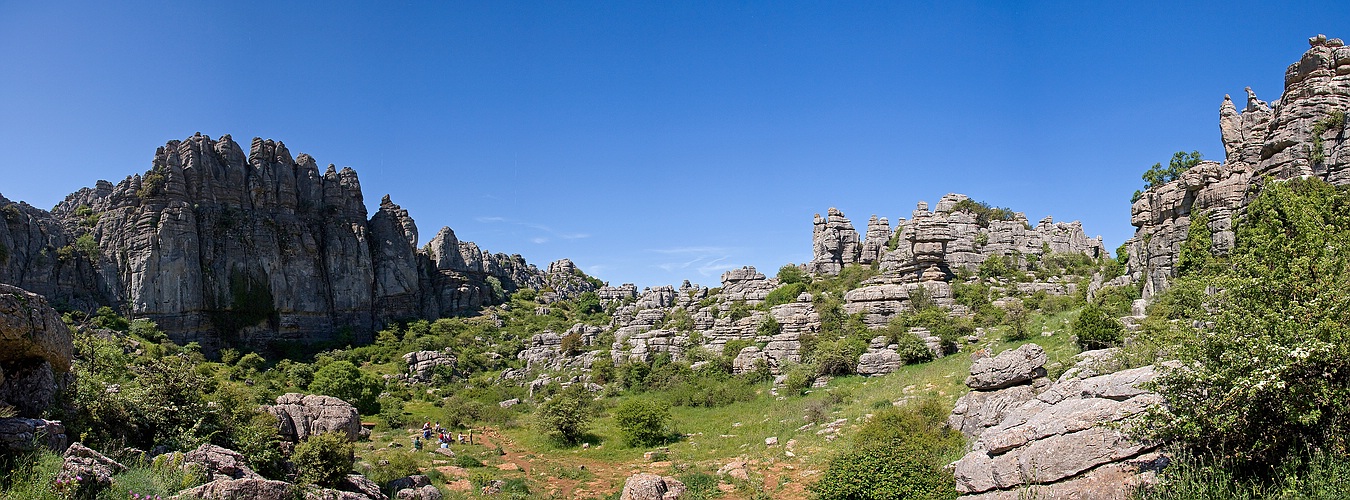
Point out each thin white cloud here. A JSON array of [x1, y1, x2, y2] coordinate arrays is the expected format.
[[647, 246, 732, 255], [474, 216, 591, 242]]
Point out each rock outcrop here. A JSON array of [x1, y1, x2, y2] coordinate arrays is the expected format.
[[1126, 35, 1350, 297], [178, 478, 298, 500], [0, 134, 600, 353], [402, 350, 455, 383], [949, 345, 1164, 499], [0, 284, 74, 453], [184, 443, 262, 481], [620, 472, 686, 500], [263, 393, 362, 442], [807, 208, 862, 275]]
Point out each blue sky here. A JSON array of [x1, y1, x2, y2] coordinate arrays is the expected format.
[[2, 2, 1346, 288]]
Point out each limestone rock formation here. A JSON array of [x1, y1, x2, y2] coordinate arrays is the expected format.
[[402, 350, 456, 383], [0, 284, 74, 453], [264, 393, 362, 442], [59, 442, 126, 496], [1127, 35, 1350, 297], [0, 133, 599, 352], [184, 443, 262, 481], [965, 343, 1049, 390], [620, 472, 686, 500], [178, 478, 297, 500], [0, 417, 66, 452], [855, 336, 903, 376], [807, 208, 862, 275], [949, 345, 1163, 499]]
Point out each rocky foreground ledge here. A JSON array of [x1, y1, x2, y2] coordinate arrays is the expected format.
[[948, 344, 1164, 499]]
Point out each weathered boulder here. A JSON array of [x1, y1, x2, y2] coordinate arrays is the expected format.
[[263, 393, 361, 442], [620, 472, 686, 500], [389, 475, 439, 500], [965, 344, 1048, 390], [58, 442, 126, 496], [0, 417, 66, 452], [855, 336, 903, 376], [184, 443, 261, 481], [178, 478, 297, 500], [731, 346, 767, 374], [0, 284, 74, 419]]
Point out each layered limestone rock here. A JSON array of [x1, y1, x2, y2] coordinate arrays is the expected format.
[[949, 345, 1163, 499], [402, 350, 456, 383], [263, 393, 362, 442], [806, 195, 1103, 328], [0, 284, 74, 452], [807, 208, 862, 275], [719, 267, 777, 304], [1, 133, 598, 352], [1127, 35, 1350, 297], [855, 336, 903, 376]]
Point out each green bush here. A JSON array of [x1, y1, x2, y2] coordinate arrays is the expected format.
[[776, 264, 809, 285], [765, 282, 808, 307], [1072, 303, 1123, 351], [810, 338, 865, 376], [1143, 178, 1350, 474], [810, 398, 962, 500], [1001, 301, 1030, 341], [535, 385, 594, 445], [309, 360, 383, 414], [613, 398, 673, 447], [292, 431, 354, 487]]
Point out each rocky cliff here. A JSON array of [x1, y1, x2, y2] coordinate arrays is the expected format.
[[0, 133, 597, 352], [1126, 34, 1350, 296]]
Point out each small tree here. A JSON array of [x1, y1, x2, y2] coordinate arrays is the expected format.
[[535, 385, 594, 445], [613, 399, 672, 447], [1072, 303, 1123, 351], [1002, 301, 1030, 341], [292, 431, 354, 487], [310, 360, 383, 414]]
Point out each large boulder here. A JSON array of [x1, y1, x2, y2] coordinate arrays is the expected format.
[[178, 478, 297, 500], [390, 475, 441, 500], [184, 443, 261, 481], [0, 284, 74, 418], [965, 343, 1047, 390], [58, 442, 126, 496], [620, 473, 686, 500], [0, 416, 66, 452], [951, 363, 1164, 498], [263, 393, 362, 442]]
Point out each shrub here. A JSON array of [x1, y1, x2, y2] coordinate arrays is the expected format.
[[1176, 211, 1215, 277], [810, 398, 962, 500], [1001, 301, 1030, 341], [1072, 303, 1123, 351], [757, 316, 781, 336], [765, 282, 808, 307], [1143, 178, 1350, 475], [776, 264, 809, 285], [535, 385, 594, 445], [781, 363, 814, 396], [379, 398, 407, 429], [810, 338, 865, 376], [613, 399, 672, 447], [309, 360, 382, 414], [292, 431, 354, 487], [363, 449, 421, 486]]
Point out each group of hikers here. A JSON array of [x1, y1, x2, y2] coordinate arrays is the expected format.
[[413, 421, 473, 450]]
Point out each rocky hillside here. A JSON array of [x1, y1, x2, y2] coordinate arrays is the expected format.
[[1125, 34, 1350, 297], [0, 134, 598, 352]]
